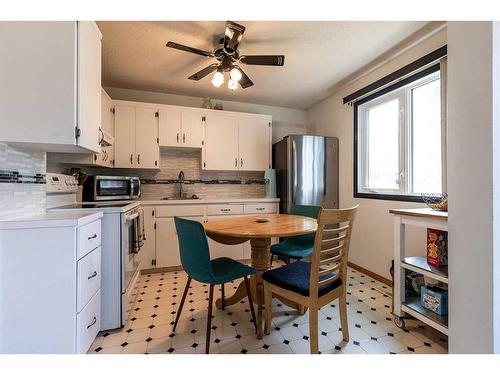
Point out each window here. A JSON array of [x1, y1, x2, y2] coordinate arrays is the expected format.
[[354, 65, 444, 201]]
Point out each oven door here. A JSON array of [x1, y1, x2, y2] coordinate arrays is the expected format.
[[96, 176, 132, 201], [121, 210, 141, 295]]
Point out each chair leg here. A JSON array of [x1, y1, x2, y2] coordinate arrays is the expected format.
[[269, 254, 274, 268], [172, 276, 191, 332], [221, 284, 225, 310], [263, 282, 272, 335], [309, 302, 319, 354], [244, 276, 257, 333], [339, 287, 349, 342], [205, 284, 215, 354]]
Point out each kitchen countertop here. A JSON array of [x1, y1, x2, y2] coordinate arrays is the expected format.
[[0, 211, 103, 230], [137, 197, 280, 205]]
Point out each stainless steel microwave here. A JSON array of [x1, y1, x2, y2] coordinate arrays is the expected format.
[[82, 175, 141, 201]]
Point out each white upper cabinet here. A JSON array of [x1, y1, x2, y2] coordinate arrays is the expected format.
[[0, 21, 102, 153], [158, 108, 203, 148], [238, 117, 271, 171], [114, 102, 159, 169], [204, 113, 239, 171], [203, 113, 271, 171]]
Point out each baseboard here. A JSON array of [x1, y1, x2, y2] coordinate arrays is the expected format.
[[347, 261, 392, 286]]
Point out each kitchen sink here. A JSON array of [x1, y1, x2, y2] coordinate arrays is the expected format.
[[161, 195, 200, 200]]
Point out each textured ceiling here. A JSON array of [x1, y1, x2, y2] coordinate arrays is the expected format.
[[97, 21, 427, 109]]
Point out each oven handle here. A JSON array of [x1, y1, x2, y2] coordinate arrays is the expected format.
[[125, 212, 139, 221]]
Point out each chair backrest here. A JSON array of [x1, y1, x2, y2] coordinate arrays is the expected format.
[[174, 217, 214, 283], [289, 205, 322, 243], [309, 206, 358, 296]]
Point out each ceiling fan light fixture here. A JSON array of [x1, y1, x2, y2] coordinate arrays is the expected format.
[[228, 78, 238, 91], [229, 67, 242, 82], [211, 70, 224, 88]]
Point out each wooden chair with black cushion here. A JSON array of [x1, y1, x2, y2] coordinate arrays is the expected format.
[[262, 206, 358, 354], [173, 217, 258, 354]]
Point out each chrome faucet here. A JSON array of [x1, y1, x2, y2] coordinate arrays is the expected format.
[[177, 171, 188, 198]]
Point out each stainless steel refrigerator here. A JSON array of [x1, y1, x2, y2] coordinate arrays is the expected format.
[[273, 135, 339, 213]]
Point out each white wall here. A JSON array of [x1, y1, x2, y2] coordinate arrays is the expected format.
[[447, 21, 500, 354], [307, 30, 447, 280], [104, 87, 308, 144]]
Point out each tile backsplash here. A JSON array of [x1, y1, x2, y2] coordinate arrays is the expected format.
[[47, 148, 266, 200], [0, 143, 46, 220]]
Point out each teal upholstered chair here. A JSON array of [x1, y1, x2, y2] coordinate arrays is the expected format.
[[270, 205, 322, 265], [173, 217, 257, 354]]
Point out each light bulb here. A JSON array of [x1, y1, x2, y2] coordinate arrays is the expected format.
[[229, 67, 242, 82], [228, 79, 238, 91], [211, 71, 224, 88]]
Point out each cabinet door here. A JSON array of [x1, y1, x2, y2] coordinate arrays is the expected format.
[[114, 105, 136, 168], [206, 215, 246, 260], [204, 114, 239, 170], [155, 216, 205, 268], [77, 21, 102, 153], [135, 107, 159, 169], [140, 207, 157, 270], [238, 117, 271, 171], [101, 89, 114, 135], [158, 108, 182, 147], [181, 111, 203, 148]]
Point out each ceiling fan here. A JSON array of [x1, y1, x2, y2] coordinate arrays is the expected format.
[[166, 21, 285, 90]]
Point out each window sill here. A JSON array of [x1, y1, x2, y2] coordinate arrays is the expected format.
[[354, 192, 425, 203]]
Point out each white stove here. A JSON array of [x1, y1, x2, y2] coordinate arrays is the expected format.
[[46, 173, 143, 330]]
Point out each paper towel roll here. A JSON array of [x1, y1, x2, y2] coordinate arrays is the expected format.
[[264, 169, 277, 198]]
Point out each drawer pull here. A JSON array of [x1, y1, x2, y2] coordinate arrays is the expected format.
[[86, 316, 97, 329], [87, 271, 98, 280], [256, 207, 265, 211], [87, 234, 98, 240], [220, 208, 231, 212]]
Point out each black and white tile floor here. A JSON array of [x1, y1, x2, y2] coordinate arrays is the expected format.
[[89, 266, 448, 354]]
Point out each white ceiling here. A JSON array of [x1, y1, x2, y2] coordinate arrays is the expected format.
[[97, 21, 427, 109]]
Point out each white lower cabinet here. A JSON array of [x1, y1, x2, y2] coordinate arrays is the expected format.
[[139, 201, 278, 271], [0, 213, 102, 354]]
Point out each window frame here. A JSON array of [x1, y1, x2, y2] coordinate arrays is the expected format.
[[353, 63, 442, 202]]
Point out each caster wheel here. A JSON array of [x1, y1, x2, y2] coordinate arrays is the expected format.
[[394, 316, 406, 329]]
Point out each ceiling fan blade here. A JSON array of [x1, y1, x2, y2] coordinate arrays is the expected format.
[[188, 63, 219, 81], [224, 21, 246, 54], [166, 41, 214, 57], [240, 55, 285, 66], [238, 68, 254, 89]]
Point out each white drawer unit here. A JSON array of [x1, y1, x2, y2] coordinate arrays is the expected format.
[[77, 290, 101, 354], [78, 219, 101, 259], [156, 205, 205, 218], [243, 203, 278, 214], [77, 247, 102, 312], [0, 212, 102, 354], [207, 204, 244, 216]]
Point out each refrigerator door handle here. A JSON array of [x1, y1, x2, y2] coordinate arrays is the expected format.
[[291, 140, 297, 206]]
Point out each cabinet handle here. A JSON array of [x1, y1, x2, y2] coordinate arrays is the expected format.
[[87, 271, 98, 280], [137, 154, 140, 164], [86, 316, 97, 329], [235, 158, 237, 167], [256, 207, 265, 211], [240, 158, 243, 167], [130, 154, 133, 164], [176, 133, 180, 143], [183, 133, 186, 143], [221, 208, 231, 212], [87, 234, 97, 240]]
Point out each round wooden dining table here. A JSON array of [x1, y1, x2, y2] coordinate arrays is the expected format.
[[203, 213, 317, 338]]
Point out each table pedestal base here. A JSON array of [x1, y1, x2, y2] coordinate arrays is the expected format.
[[214, 237, 302, 338]]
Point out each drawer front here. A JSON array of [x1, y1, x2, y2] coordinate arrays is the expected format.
[[77, 289, 101, 354], [77, 246, 101, 312], [243, 203, 277, 214], [207, 204, 244, 216], [78, 219, 101, 259], [156, 205, 205, 218]]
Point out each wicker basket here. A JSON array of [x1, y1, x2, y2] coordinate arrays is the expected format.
[[422, 193, 448, 211]]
